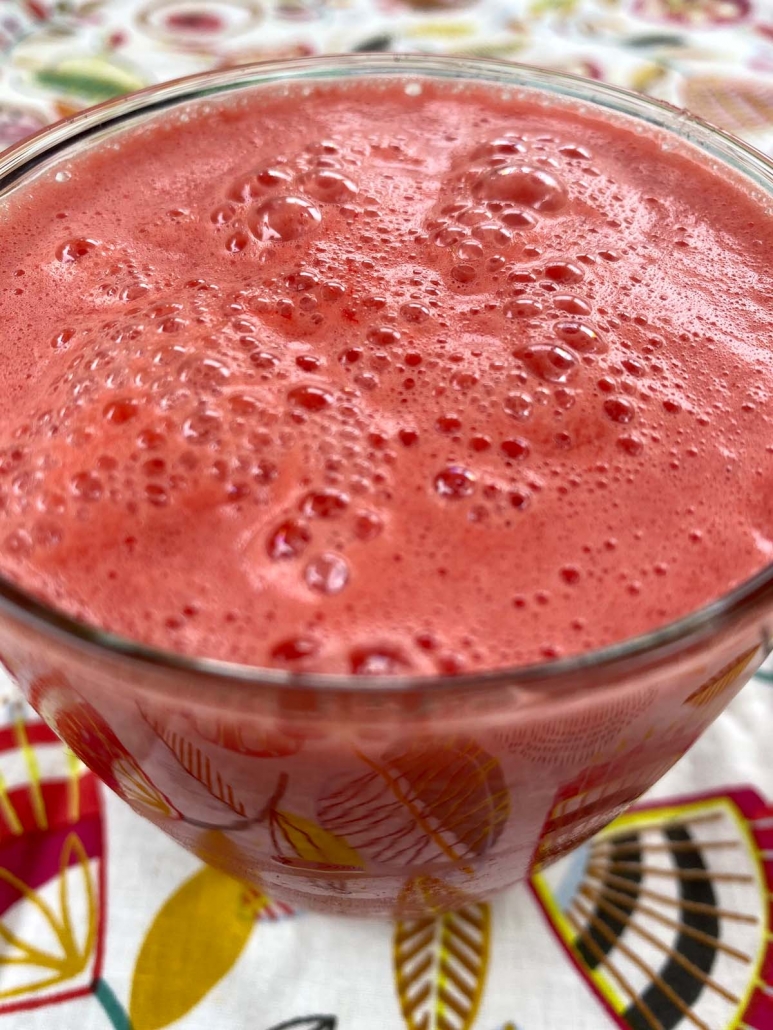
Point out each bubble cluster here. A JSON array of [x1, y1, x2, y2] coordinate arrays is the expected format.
[[207, 138, 366, 251], [2, 75, 771, 674]]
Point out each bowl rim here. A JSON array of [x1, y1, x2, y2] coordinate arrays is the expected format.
[[1, 51, 772, 696]]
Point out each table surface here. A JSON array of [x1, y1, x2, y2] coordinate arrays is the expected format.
[[1, 2, 773, 1028]]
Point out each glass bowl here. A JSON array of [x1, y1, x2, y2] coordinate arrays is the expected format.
[[0, 54, 770, 917]]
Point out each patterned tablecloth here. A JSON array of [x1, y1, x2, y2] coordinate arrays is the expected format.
[[1, 2, 773, 1029]]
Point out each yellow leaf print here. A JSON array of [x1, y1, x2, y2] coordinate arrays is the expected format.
[[129, 866, 257, 1030], [529, 0, 578, 14], [112, 757, 178, 821], [393, 896, 491, 1030], [271, 810, 365, 868]]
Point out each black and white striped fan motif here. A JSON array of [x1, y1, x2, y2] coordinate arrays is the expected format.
[[532, 791, 773, 1030]]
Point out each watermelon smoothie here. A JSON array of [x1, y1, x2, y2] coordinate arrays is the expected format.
[[0, 58, 770, 912]]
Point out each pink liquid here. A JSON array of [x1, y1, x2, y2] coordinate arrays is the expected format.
[[1, 78, 773, 675]]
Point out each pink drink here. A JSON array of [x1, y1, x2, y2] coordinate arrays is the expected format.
[[2, 78, 773, 673], [0, 70, 770, 912]]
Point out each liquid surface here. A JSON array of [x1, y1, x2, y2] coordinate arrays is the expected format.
[[1, 78, 773, 675]]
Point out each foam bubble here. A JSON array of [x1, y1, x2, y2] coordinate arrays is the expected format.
[[520, 344, 578, 383], [300, 169, 358, 203], [474, 166, 567, 211], [349, 645, 409, 675], [56, 238, 98, 263], [266, 518, 311, 560], [305, 551, 349, 594], [248, 196, 322, 242], [434, 466, 476, 499]]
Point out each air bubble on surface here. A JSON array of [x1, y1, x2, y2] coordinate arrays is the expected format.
[[56, 238, 98, 263], [349, 645, 410, 674], [603, 397, 636, 424], [473, 165, 567, 211], [504, 393, 533, 421], [505, 298, 543, 320], [353, 510, 383, 541], [367, 326, 401, 347], [501, 438, 530, 460], [554, 321, 605, 353], [266, 519, 311, 560], [248, 196, 322, 242], [300, 489, 349, 518], [300, 169, 358, 203], [271, 637, 319, 662], [70, 472, 102, 501], [305, 551, 349, 594], [287, 385, 334, 411], [521, 344, 578, 383], [228, 168, 292, 202], [434, 466, 476, 499]]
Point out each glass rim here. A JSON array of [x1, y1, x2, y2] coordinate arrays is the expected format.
[[1, 51, 772, 696]]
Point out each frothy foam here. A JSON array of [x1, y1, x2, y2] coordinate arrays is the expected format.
[[1, 77, 772, 675]]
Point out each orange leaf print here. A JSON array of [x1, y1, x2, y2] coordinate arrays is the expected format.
[[317, 736, 510, 870], [393, 887, 491, 1030], [684, 646, 759, 708]]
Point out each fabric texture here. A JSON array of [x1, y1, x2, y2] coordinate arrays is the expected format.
[[1, 2, 773, 1027]]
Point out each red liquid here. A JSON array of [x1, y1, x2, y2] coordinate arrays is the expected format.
[[1, 78, 773, 675]]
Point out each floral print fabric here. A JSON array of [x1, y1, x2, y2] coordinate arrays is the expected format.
[[2, 2, 773, 1027]]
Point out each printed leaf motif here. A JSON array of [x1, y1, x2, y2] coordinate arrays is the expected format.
[[191, 711, 302, 758], [397, 875, 479, 918], [495, 688, 656, 767], [129, 865, 257, 1030], [193, 828, 257, 882], [684, 646, 758, 708], [35, 57, 145, 101], [683, 76, 773, 136], [271, 810, 365, 868], [393, 896, 491, 1030], [141, 709, 248, 817], [317, 737, 509, 869], [265, 1019, 337, 1030], [111, 757, 179, 821], [634, 0, 750, 26]]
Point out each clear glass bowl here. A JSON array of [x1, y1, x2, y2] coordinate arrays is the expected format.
[[0, 54, 770, 917]]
